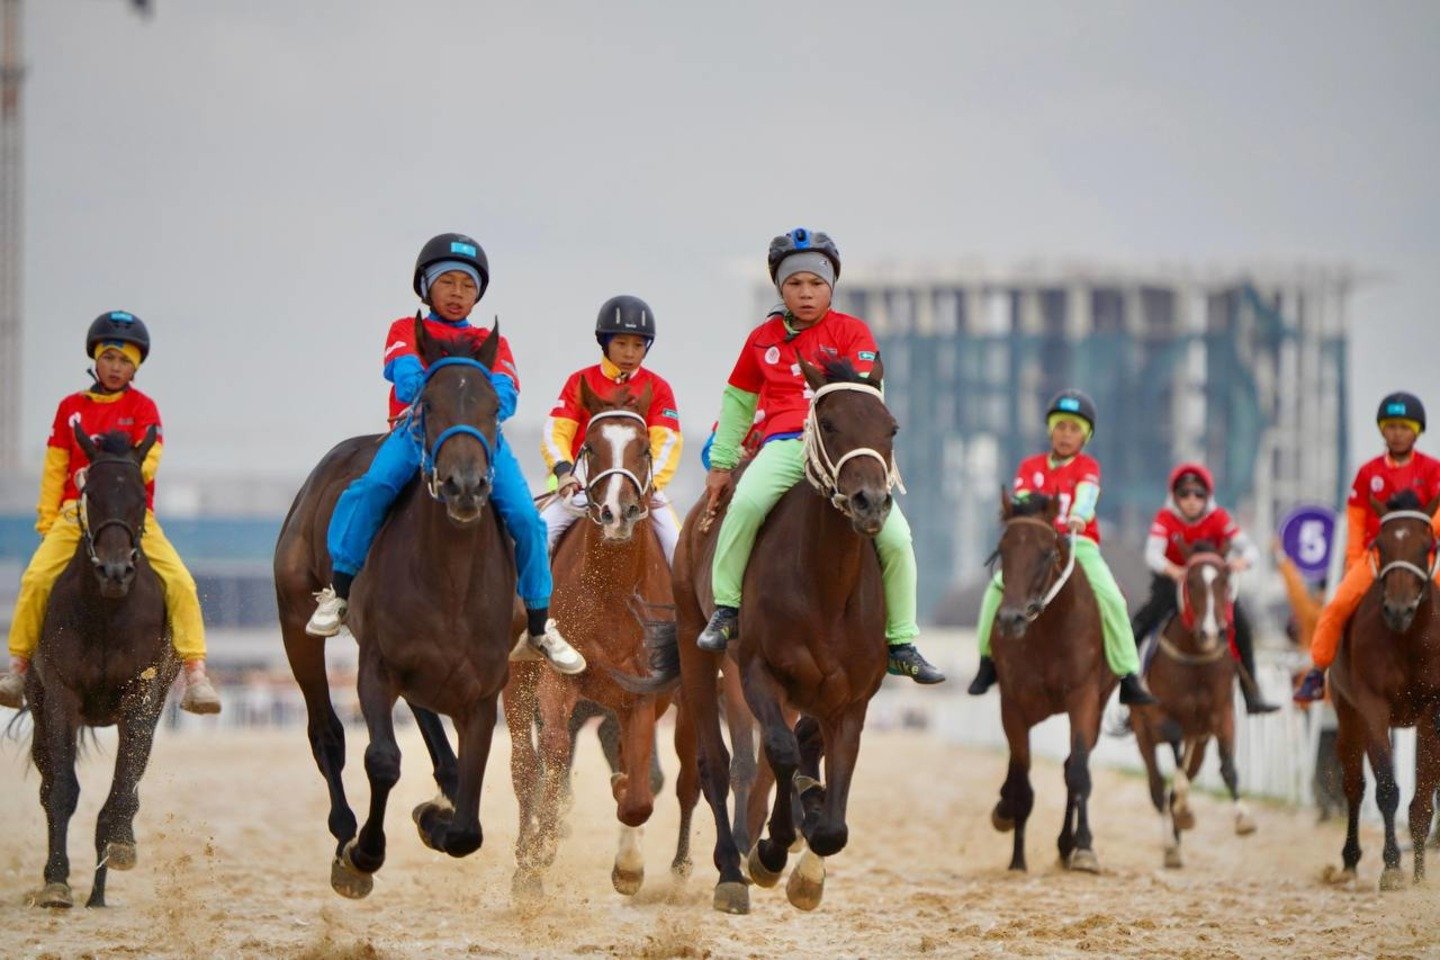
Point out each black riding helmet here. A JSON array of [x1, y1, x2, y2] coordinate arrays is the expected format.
[[595, 295, 656, 350], [1377, 391, 1426, 434], [86, 310, 151, 363], [1045, 389, 1097, 437], [767, 227, 841, 283], [412, 232, 490, 301]]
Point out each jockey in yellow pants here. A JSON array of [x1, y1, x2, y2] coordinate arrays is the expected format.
[[0, 312, 220, 714]]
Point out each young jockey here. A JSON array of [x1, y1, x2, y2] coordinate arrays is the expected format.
[[539, 295, 684, 563], [0, 312, 220, 714], [694, 227, 944, 684], [305, 233, 585, 675], [1294, 391, 1440, 702], [967, 391, 1156, 705], [1129, 462, 1278, 714]]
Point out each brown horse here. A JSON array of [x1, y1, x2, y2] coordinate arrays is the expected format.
[[622, 357, 897, 915], [24, 426, 179, 909], [503, 382, 682, 899], [1134, 541, 1256, 870], [988, 490, 1114, 872], [1330, 490, 1440, 890], [274, 318, 514, 899]]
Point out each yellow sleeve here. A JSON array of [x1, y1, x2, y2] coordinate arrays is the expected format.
[[649, 425, 684, 492], [141, 440, 163, 485], [35, 447, 70, 534], [541, 416, 579, 474]]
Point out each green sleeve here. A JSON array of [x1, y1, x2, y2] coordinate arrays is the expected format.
[[709, 385, 759, 470], [1071, 480, 1100, 522]]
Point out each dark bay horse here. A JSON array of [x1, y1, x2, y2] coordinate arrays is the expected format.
[[25, 426, 178, 909], [623, 357, 898, 915], [1134, 541, 1256, 870], [988, 490, 1114, 873], [1329, 490, 1440, 890], [274, 318, 513, 899], [503, 381, 685, 899]]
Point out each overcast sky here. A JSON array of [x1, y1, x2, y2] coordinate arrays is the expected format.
[[19, 1, 1440, 481]]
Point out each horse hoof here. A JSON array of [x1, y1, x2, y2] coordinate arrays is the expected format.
[[747, 845, 782, 888], [1173, 808, 1196, 832], [991, 805, 1015, 833], [1067, 849, 1101, 873], [670, 858, 693, 880], [330, 843, 373, 900], [1380, 867, 1407, 892], [785, 851, 825, 911], [106, 842, 137, 871], [34, 882, 73, 909], [612, 864, 644, 896], [412, 797, 453, 851], [713, 881, 749, 915], [1234, 812, 1257, 836], [1163, 847, 1183, 869], [511, 869, 544, 904]]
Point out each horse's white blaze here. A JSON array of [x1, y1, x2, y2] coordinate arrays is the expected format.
[[1199, 564, 1220, 642], [599, 422, 639, 526], [616, 824, 645, 872]]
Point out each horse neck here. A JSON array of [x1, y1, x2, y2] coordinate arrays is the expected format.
[[574, 513, 655, 584], [797, 492, 868, 604], [410, 489, 496, 593]]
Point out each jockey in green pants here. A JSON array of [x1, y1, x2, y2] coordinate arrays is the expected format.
[[966, 390, 1156, 705], [693, 227, 944, 684]]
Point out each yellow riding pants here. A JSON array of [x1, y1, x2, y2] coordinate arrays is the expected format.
[[8, 502, 207, 662]]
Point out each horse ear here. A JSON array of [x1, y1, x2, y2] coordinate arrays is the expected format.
[[1176, 538, 1193, 561], [578, 376, 603, 414], [1043, 495, 1060, 523], [477, 317, 501, 370], [799, 356, 826, 393], [1426, 494, 1440, 518], [1000, 484, 1013, 519], [132, 424, 159, 465], [867, 352, 884, 391], [73, 422, 99, 462], [633, 382, 653, 414], [413, 311, 442, 367], [1370, 494, 1386, 516]]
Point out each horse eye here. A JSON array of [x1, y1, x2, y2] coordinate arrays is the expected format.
[[820, 418, 836, 434], [890, 424, 900, 438]]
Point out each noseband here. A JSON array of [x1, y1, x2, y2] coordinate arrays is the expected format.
[[1370, 509, 1438, 588], [578, 408, 653, 524], [1000, 516, 1076, 622], [802, 381, 905, 520], [78, 457, 145, 570], [412, 357, 497, 501]]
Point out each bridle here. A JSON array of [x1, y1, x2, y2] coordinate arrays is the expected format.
[[1370, 509, 1438, 589], [1162, 552, 1231, 665], [77, 456, 145, 570], [411, 357, 497, 501], [802, 381, 905, 520], [998, 515, 1076, 623], [577, 408, 653, 524]]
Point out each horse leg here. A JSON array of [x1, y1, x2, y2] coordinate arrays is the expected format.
[[36, 688, 81, 908], [409, 701, 458, 803], [1135, 719, 1179, 868], [283, 632, 356, 858], [680, 642, 746, 913], [1411, 709, 1440, 883], [534, 675, 579, 871], [795, 715, 826, 841], [743, 661, 800, 887], [1217, 715, 1254, 836], [441, 693, 500, 859], [995, 699, 1035, 872], [611, 700, 660, 896], [1063, 728, 1100, 873], [1332, 695, 1367, 884], [1356, 708, 1406, 891], [720, 664, 758, 856], [331, 651, 400, 899], [501, 663, 542, 877], [670, 697, 700, 878], [88, 693, 166, 908], [785, 708, 864, 912]]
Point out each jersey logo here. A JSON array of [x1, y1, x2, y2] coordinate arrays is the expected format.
[[1033, 471, 1046, 487], [858, 350, 876, 361], [764, 346, 780, 365], [450, 240, 478, 257], [662, 408, 679, 419], [1371, 476, 1385, 492]]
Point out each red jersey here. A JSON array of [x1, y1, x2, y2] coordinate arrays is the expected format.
[[1347, 451, 1440, 553], [1149, 506, 1242, 566], [1013, 452, 1102, 543], [725, 310, 879, 442], [545, 364, 680, 461], [381, 316, 519, 421], [48, 388, 162, 508]]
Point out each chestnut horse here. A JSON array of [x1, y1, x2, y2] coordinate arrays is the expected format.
[[274, 318, 514, 899], [503, 382, 685, 900], [1133, 541, 1256, 870], [987, 490, 1114, 872], [24, 427, 178, 909], [1329, 490, 1440, 890], [622, 357, 898, 915]]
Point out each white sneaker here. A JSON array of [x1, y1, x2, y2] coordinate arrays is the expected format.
[[528, 619, 586, 675], [305, 586, 348, 637]]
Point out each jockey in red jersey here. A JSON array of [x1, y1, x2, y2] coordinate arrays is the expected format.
[[539, 295, 684, 563], [1129, 462, 1278, 714]]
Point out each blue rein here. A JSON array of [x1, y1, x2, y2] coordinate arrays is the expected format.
[[414, 357, 497, 492]]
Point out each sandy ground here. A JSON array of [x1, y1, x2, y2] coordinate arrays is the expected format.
[[1, 716, 1437, 960]]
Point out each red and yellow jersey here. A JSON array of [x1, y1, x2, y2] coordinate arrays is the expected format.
[[381, 315, 519, 421], [1013, 452, 1102, 543], [40, 387, 163, 531], [725, 309, 878, 443], [542, 359, 683, 490], [1344, 451, 1440, 568], [1149, 505, 1242, 566]]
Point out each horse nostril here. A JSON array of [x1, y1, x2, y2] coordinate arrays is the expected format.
[[601, 507, 614, 523], [852, 491, 870, 512], [625, 503, 641, 520]]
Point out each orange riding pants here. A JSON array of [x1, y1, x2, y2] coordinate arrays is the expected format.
[[1311, 554, 1440, 669]]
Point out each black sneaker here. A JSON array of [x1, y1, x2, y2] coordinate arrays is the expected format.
[[1118, 673, 1157, 706], [697, 606, 738, 652], [886, 643, 946, 684], [967, 656, 998, 696]]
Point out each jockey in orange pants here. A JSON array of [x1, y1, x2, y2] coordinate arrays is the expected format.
[[1295, 391, 1440, 702]]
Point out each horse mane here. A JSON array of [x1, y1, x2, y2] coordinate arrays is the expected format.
[[1010, 493, 1052, 519], [1387, 489, 1423, 511], [94, 431, 134, 457], [820, 358, 868, 385], [431, 335, 478, 359]]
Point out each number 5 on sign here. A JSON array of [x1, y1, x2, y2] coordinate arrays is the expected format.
[[1279, 505, 1336, 582]]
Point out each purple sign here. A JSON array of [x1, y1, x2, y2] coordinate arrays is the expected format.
[[1279, 505, 1336, 581]]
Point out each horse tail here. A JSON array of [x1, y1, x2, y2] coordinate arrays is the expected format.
[[609, 616, 682, 694]]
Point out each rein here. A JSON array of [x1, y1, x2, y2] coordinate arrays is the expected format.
[[578, 408, 653, 523], [1370, 509, 1439, 585], [77, 457, 146, 569], [412, 357, 496, 501], [1001, 516, 1076, 622], [802, 381, 905, 519]]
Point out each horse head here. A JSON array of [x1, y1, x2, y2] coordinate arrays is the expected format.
[[73, 424, 157, 599], [993, 488, 1068, 639], [576, 377, 654, 543], [413, 314, 501, 526], [1369, 489, 1439, 633], [1175, 539, 1232, 654], [799, 355, 898, 537]]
